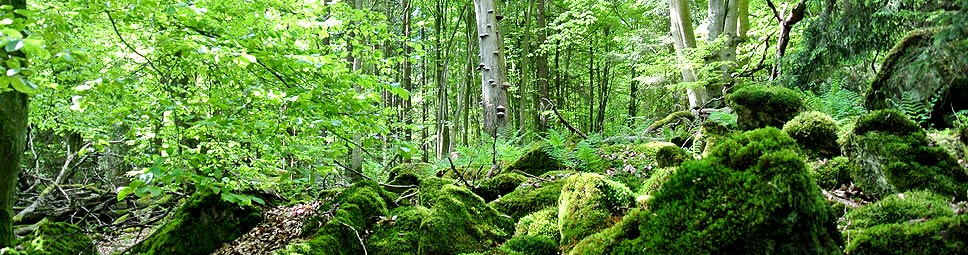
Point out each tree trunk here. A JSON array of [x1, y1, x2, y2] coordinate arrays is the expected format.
[[669, 0, 703, 109], [768, 0, 808, 80], [627, 69, 638, 125], [473, 0, 510, 137], [402, 0, 413, 161], [518, 2, 534, 134], [534, 0, 551, 132], [434, 0, 451, 159], [347, 0, 365, 182], [462, 8, 475, 146], [1, 0, 28, 247]]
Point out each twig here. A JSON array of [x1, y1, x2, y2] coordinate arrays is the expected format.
[[446, 157, 472, 187], [540, 98, 588, 139], [105, 10, 161, 75], [512, 170, 550, 183], [394, 190, 419, 204], [14, 143, 91, 223], [339, 222, 368, 255]]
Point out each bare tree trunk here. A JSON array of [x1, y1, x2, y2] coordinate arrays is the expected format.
[[0, 0, 27, 247], [534, 0, 551, 132], [670, 0, 704, 109], [767, 0, 808, 80], [518, 2, 534, 134], [402, 0, 413, 161], [434, 0, 451, 159], [473, 0, 510, 137], [348, 0, 365, 182], [462, 9, 475, 146]]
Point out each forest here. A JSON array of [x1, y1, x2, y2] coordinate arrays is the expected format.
[[1, 0, 967, 254]]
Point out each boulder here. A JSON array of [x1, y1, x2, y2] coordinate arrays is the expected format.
[[557, 173, 634, 248], [727, 85, 803, 130], [128, 192, 264, 255]]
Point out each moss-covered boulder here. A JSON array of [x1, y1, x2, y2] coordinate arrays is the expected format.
[[23, 220, 96, 255], [386, 163, 435, 192], [475, 173, 528, 202], [844, 109, 968, 199], [865, 28, 968, 129], [637, 167, 677, 196], [557, 173, 634, 248], [698, 121, 736, 156], [506, 144, 567, 176], [809, 156, 853, 190], [845, 215, 968, 254], [844, 191, 954, 232], [727, 85, 803, 130], [514, 207, 560, 241], [655, 145, 688, 168], [568, 209, 647, 255], [501, 235, 560, 255], [490, 171, 575, 220], [302, 181, 395, 255], [607, 128, 842, 254], [128, 192, 263, 255], [783, 111, 842, 159], [419, 184, 514, 254], [367, 206, 432, 255]]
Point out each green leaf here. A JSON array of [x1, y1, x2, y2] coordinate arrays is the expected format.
[[1, 28, 21, 39], [4, 39, 23, 52], [9, 76, 37, 94], [5, 67, 18, 76], [117, 186, 136, 201]]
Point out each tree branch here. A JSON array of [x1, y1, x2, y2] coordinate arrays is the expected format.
[[105, 10, 161, 75], [540, 98, 588, 139]]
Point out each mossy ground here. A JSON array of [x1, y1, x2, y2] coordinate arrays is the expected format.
[[490, 171, 575, 220], [127, 192, 263, 255]]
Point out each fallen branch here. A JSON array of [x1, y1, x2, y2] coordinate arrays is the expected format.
[[14, 142, 92, 223], [339, 222, 368, 255], [541, 98, 588, 139]]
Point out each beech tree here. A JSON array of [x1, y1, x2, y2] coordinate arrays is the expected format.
[[473, 0, 510, 137], [0, 0, 30, 248]]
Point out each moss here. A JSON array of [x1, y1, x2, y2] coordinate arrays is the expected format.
[[506, 143, 566, 176], [726, 85, 804, 130], [699, 121, 736, 156], [655, 145, 688, 168], [301, 181, 394, 255], [367, 206, 433, 255], [809, 156, 853, 190], [387, 163, 435, 192], [569, 209, 647, 255], [419, 184, 514, 254], [617, 128, 842, 254], [514, 207, 559, 241], [475, 173, 528, 202], [646, 110, 695, 132], [845, 191, 954, 231], [783, 111, 842, 159], [490, 171, 575, 220], [638, 167, 677, 196], [128, 192, 263, 255], [24, 220, 96, 255], [501, 235, 559, 255], [845, 110, 968, 199], [557, 173, 634, 249], [845, 215, 968, 254], [599, 141, 678, 170]]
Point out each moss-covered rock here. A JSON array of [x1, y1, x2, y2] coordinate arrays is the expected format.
[[844, 191, 954, 231], [419, 184, 514, 254], [23, 220, 96, 255], [845, 215, 968, 254], [128, 192, 263, 255], [809, 156, 853, 190], [783, 111, 842, 159], [506, 144, 567, 176], [612, 128, 842, 254], [568, 209, 647, 255], [475, 173, 528, 202], [698, 121, 736, 156], [501, 235, 559, 255], [490, 171, 575, 220], [865, 28, 968, 129], [638, 167, 677, 196], [557, 173, 634, 248], [514, 207, 559, 241], [645, 110, 695, 132], [727, 85, 804, 130], [386, 163, 435, 192], [844, 109, 968, 199], [599, 142, 678, 170], [655, 145, 688, 168], [302, 181, 395, 255], [367, 206, 432, 255]]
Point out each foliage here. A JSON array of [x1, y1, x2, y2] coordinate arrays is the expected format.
[[798, 81, 868, 124]]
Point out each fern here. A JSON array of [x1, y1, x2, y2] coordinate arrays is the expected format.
[[801, 81, 867, 124]]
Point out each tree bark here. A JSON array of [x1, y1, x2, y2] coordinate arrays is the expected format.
[[1, 0, 28, 247], [767, 0, 808, 80], [473, 0, 510, 137], [534, 0, 551, 132], [669, 0, 704, 109]]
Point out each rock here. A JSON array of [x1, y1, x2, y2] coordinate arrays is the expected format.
[[128, 192, 264, 255], [568, 209, 647, 255], [417, 184, 513, 254], [514, 207, 560, 241], [845, 215, 968, 254], [557, 173, 634, 248], [367, 206, 431, 255], [505, 144, 567, 176], [23, 220, 96, 255], [301, 181, 395, 255], [501, 235, 559, 255], [783, 111, 842, 159], [608, 128, 843, 254], [727, 85, 803, 130], [844, 191, 954, 231], [844, 109, 968, 199], [808, 156, 853, 190], [655, 145, 688, 168], [865, 28, 968, 128], [474, 172, 527, 202], [490, 171, 575, 220]]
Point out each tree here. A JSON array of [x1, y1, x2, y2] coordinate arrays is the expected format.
[[668, 0, 704, 109], [0, 0, 29, 248], [473, 0, 510, 137]]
